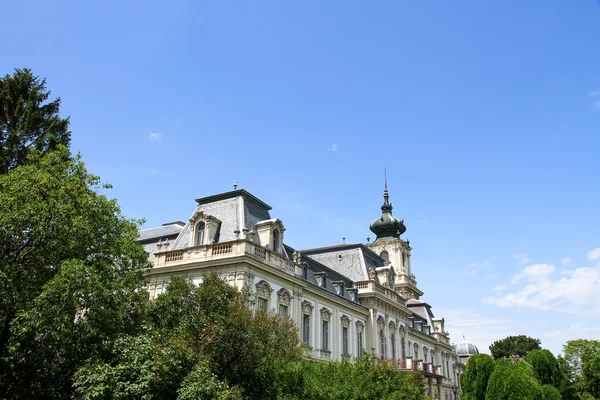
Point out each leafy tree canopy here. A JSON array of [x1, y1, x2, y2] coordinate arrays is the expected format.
[[485, 358, 543, 400], [541, 385, 562, 400], [460, 353, 495, 400], [489, 335, 541, 360], [524, 349, 562, 388], [0, 148, 149, 398], [0, 68, 70, 174], [275, 354, 428, 400]]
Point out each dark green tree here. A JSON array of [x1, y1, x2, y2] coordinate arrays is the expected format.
[[524, 349, 562, 388], [582, 353, 600, 399], [460, 354, 496, 400], [540, 385, 561, 400], [562, 339, 600, 399], [0, 148, 149, 398], [74, 274, 303, 400], [0, 68, 70, 174], [489, 335, 541, 360], [484, 358, 543, 400], [275, 354, 428, 400]]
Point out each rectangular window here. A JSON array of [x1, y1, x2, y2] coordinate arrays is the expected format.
[[322, 321, 329, 350], [391, 337, 396, 360], [358, 332, 364, 357], [278, 304, 288, 320], [342, 327, 349, 355], [382, 336, 388, 359], [257, 298, 267, 312], [303, 315, 310, 345]]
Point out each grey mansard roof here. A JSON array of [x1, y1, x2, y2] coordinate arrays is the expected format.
[[169, 189, 272, 251], [300, 243, 385, 282], [138, 223, 183, 243]]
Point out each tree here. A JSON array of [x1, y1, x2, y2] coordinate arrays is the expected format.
[[0, 148, 149, 398], [489, 335, 541, 360], [524, 349, 562, 388], [541, 385, 561, 400], [562, 339, 600, 399], [485, 358, 543, 400], [0, 68, 70, 174], [460, 354, 496, 400], [275, 354, 428, 400], [74, 274, 303, 400]]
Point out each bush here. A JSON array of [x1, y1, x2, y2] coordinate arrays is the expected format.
[[485, 358, 543, 400], [461, 354, 495, 400], [541, 385, 561, 400]]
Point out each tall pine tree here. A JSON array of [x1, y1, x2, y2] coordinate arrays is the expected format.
[[0, 68, 70, 174]]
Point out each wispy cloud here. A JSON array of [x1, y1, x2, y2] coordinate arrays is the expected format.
[[589, 90, 600, 97], [483, 248, 600, 315], [587, 248, 600, 261], [460, 260, 493, 276], [513, 253, 531, 264], [326, 144, 337, 152], [561, 257, 572, 265], [148, 132, 162, 142]]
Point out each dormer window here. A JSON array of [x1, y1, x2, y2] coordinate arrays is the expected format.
[[196, 223, 205, 246], [272, 229, 280, 252]]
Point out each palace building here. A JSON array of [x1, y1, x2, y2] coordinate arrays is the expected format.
[[138, 183, 466, 399]]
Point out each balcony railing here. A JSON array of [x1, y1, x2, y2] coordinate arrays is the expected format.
[[354, 280, 406, 305], [385, 359, 443, 377], [154, 240, 299, 276]]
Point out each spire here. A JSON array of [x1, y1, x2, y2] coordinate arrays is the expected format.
[[381, 169, 392, 213]]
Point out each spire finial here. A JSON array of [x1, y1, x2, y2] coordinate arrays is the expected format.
[[382, 169, 390, 208], [233, 180, 238, 190], [384, 168, 387, 190]]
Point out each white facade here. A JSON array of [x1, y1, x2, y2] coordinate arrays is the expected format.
[[139, 187, 466, 400]]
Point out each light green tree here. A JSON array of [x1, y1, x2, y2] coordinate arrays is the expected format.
[[484, 358, 543, 400], [460, 354, 496, 400]]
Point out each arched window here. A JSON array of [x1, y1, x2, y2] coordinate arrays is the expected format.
[[380, 251, 390, 265], [272, 229, 280, 252], [402, 253, 408, 269], [196, 223, 205, 246], [414, 343, 419, 360]]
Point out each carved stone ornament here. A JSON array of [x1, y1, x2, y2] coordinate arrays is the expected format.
[[376, 315, 385, 329], [399, 325, 406, 337], [302, 300, 314, 315], [355, 320, 364, 333], [320, 307, 331, 322], [277, 288, 291, 306], [340, 315, 350, 329], [369, 267, 376, 280], [388, 320, 396, 331], [255, 280, 273, 299]]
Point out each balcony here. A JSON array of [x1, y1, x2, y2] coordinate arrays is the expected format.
[[153, 240, 299, 276], [386, 359, 443, 377], [354, 280, 406, 306]]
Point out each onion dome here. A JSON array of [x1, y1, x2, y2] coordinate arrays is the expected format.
[[454, 338, 479, 356], [369, 171, 406, 240]]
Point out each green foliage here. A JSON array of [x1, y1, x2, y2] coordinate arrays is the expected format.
[[489, 335, 541, 360], [0, 148, 149, 398], [75, 274, 303, 400], [485, 358, 543, 400], [0, 68, 70, 174], [541, 385, 562, 400], [562, 339, 600, 400], [460, 354, 495, 400], [525, 349, 562, 388], [275, 354, 428, 400]]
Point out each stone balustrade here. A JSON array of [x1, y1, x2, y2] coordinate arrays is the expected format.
[[154, 240, 298, 276]]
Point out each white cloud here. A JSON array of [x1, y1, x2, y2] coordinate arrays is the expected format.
[[148, 132, 162, 142], [561, 257, 572, 265], [494, 284, 508, 292], [511, 263, 555, 284], [587, 248, 600, 261], [483, 262, 600, 315], [326, 144, 337, 152]]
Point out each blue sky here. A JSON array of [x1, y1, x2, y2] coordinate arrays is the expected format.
[[2, 0, 600, 354]]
